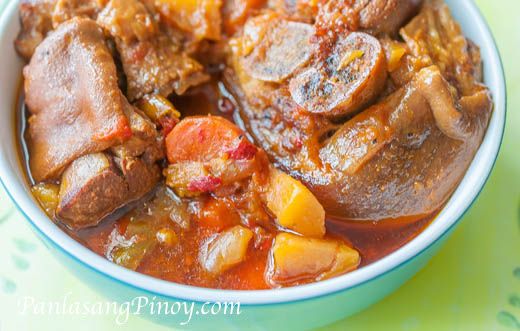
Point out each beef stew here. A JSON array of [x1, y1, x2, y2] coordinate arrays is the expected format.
[[15, 0, 492, 289]]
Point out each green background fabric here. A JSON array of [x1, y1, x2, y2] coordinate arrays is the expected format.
[[0, 0, 518, 330]]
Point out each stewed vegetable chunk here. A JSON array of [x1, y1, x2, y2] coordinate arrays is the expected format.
[[264, 169, 325, 238], [31, 182, 60, 217], [199, 225, 254, 275], [268, 233, 360, 285], [164, 116, 261, 196]]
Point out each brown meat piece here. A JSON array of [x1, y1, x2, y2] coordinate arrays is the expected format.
[[56, 153, 128, 229], [57, 152, 161, 229], [97, 0, 209, 101], [240, 14, 314, 83], [14, 0, 106, 60], [114, 156, 161, 198], [268, 0, 318, 23], [400, 0, 485, 97], [315, 0, 422, 36], [289, 32, 387, 118], [151, 0, 223, 41], [234, 15, 387, 118], [315, 67, 492, 219], [110, 102, 159, 159], [24, 18, 133, 182], [233, 65, 492, 220], [14, 0, 56, 60], [51, 0, 106, 28], [358, 0, 422, 35]]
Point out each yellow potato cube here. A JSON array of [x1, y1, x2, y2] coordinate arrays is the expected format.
[[265, 169, 325, 238], [268, 233, 360, 285]]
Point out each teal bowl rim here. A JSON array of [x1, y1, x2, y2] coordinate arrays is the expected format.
[[0, 0, 507, 306]]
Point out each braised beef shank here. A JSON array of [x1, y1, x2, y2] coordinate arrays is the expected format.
[[229, 0, 493, 220]]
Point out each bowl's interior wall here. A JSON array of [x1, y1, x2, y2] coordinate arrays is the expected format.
[[0, 10, 25, 194]]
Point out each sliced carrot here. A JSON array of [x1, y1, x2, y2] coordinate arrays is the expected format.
[[165, 116, 255, 164]]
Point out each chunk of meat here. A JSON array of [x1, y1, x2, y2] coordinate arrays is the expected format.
[[152, 0, 223, 41], [97, 0, 209, 101], [289, 32, 387, 117], [199, 225, 253, 275], [317, 67, 491, 219], [110, 102, 160, 159], [114, 156, 161, 198], [56, 153, 128, 229], [236, 65, 491, 220], [14, 0, 55, 60], [414, 66, 473, 141], [24, 18, 132, 182], [14, 0, 109, 60], [52, 0, 106, 28], [357, 0, 422, 35], [268, 0, 318, 23], [222, 0, 266, 34], [400, 0, 484, 96], [96, 0, 156, 43], [57, 152, 160, 229], [315, 0, 422, 36], [267, 233, 360, 286], [240, 15, 314, 83]]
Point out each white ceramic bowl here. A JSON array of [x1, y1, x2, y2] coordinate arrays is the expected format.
[[0, 0, 506, 329]]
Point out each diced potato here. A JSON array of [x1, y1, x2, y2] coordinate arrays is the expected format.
[[268, 233, 360, 285], [199, 225, 253, 274], [31, 182, 60, 217], [265, 169, 325, 238], [154, 0, 222, 40]]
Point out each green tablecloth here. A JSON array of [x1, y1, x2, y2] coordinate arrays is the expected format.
[[0, 0, 519, 330]]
